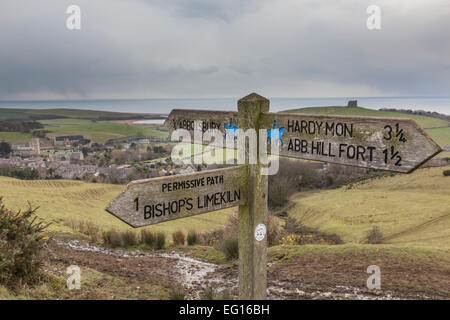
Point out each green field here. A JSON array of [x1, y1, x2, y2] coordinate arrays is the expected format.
[[0, 108, 169, 144], [288, 166, 450, 249], [0, 177, 235, 237], [40, 119, 168, 143], [425, 127, 450, 146], [0, 131, 33, 143]]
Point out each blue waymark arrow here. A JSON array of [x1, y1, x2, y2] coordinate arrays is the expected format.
[[266, 120, 285, 146], [224, 118, 238, 140]]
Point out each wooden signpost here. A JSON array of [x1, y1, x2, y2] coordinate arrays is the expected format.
[[261, 113, 441, 173], [107, 93, 442, 300], [106, 165, 247, 227], [165, 102, 442, 173]]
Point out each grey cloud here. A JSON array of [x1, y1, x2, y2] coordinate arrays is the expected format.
[[0, 0, 449, 99], [140, 0, 263, 22]]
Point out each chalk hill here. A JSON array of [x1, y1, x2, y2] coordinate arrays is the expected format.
[[288, 166, 450, 249], [281, 106, 449, 129], [0, 177, 235, 236]]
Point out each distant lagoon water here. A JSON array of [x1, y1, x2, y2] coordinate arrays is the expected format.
[[0, 96, 449, 115], [133, 119, 166, 124]]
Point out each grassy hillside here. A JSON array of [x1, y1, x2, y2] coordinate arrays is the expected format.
[[0, 108, 163, 120], [0, 131, 33, 143], [282, 106, 449, 129], [288, 166, 450, 249], [0, 177, 235, 236]]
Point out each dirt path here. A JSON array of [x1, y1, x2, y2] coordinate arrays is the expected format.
[[44, 238, 448, 300], [48, 239, 222, 299]]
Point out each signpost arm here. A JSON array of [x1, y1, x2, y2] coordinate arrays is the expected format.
[[237, 93, 269, 300]]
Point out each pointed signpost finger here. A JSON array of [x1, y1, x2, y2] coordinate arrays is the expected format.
[[261, 113, 442, 173], [165, 109, 238, 136], [106, 166, 247, 228]]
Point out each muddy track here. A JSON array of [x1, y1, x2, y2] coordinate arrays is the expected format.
[[44, 238, 446, 300], [47, 239, 220, 299]]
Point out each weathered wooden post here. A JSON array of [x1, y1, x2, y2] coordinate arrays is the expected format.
[[237, 93, 269, 300]]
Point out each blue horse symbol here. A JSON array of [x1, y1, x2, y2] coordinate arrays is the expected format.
[[224, 118, 238, 140], [266, 120, 285, 146]]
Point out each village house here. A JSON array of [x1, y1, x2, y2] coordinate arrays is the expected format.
[[50, 151, 84, 164], [54, 135, 84, 147], [138, 138, 150, 144], [11, 138, 40, 157], [68, 152, 84, 164], [97, 167, 134, 180], [48, 162, 97, 179]]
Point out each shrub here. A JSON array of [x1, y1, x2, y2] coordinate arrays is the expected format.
[[69, 219, 100, 243], [219, 238, 239, 261], [198, 229, 224, 246], [121, 230, 138, 247], [187, 230, 198, 246], [267, 214, 281, 246], [0, 164, 39, 180], [321, 163, 370, 188], [0, 142, 12, 157], [364, 226, 384, 244], [224, 213, 239, 236], [155, 232, 166, 250], [268, 159, 321, 209], [443, 170, 450, 177], [0, 198, 50, 288], [284, 217, 315, 234], [279, 234, 298, 245], [321, 232, 344, 245], [268, 159, 302, 208], [172, 231, 185, 246], [84, 222, 100, 243], [198, 213, 280, 247], [140, 229, 155, 248], [102, 229, 123, 248], [282, 217, 344, 245]]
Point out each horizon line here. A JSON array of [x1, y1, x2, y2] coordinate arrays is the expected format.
[[1, 95, 450, 103]]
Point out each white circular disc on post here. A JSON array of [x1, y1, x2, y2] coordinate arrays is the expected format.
[[254, 223, 267, 242]]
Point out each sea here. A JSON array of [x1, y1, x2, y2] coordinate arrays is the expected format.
[[0, 96, 449, 116]]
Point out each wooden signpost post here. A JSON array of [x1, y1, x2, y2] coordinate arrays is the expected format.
[[107, 93, 442, 300]]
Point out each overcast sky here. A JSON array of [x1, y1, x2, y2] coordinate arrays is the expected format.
[[0, 0, 449, 100]]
